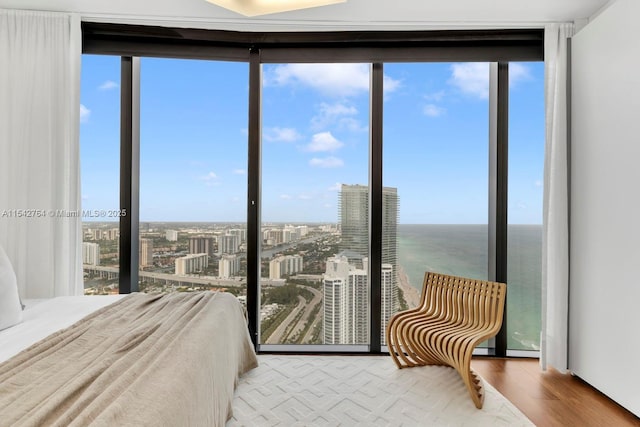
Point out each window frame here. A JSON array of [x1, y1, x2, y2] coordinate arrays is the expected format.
[[82, 23, 543, 356]]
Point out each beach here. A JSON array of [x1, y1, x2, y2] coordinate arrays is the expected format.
[[397, 265, 421, 309]]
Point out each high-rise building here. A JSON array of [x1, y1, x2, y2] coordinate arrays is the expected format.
[[139, 238, 154, 267], [266, 229, 284, 246], [269, 255, 304, 279], [107, 228, 119, 241], [323, 276, 344, 344], [228, 228, 247, 244], [322, 255, 368, 344], [323, 184, 399, 344], [175, 253, 208, 275], [189, 236, 214, 256], [166, 230, 178, 241], [296, 225, 309, 237], [219, 254, 240, 278], [82, 242, 100, 266], [218, 234, 240, 255]]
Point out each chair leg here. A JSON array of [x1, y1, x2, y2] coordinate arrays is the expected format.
[[460, 368, 485, 409]]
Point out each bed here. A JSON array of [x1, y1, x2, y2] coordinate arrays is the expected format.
[[0, 291, 258, 426]]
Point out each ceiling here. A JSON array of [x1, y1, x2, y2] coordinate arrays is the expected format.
[[0, 0, 614, 31]]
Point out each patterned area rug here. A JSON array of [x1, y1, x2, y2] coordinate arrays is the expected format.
[[228, 355, 534, 426]]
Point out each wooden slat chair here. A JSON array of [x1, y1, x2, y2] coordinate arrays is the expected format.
[[386, 272, 506, 409]]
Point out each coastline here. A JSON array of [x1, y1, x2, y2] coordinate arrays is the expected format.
[[397, 265, 421, 309]]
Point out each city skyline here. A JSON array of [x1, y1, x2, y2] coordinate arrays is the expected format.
[[80, 57, 544, 225]]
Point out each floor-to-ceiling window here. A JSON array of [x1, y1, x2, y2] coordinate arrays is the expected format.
[[80, 54, 121, 294], [137, 58, 249, 298], [383, 62, 490, 346], [507, 61, 544, 354], [81, 25, 543, 355], [260, 63, 371, 348]]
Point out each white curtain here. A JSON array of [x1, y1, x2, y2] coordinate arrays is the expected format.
[[0, 10, 82, 298], [541, 23, 574, 371]]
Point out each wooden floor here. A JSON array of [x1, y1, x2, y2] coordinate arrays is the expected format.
[[472, 357, 640, 427]]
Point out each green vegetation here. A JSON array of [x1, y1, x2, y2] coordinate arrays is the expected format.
[[396, 287, 409, 312], [263, 284, 312, 305]]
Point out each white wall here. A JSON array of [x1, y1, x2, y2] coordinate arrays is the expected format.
[[571, 0, 640, 416]]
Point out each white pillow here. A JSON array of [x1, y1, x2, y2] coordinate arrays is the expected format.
[[0, 244, 23, 330]]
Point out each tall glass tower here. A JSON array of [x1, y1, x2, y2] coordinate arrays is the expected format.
[[322, 184, 398, 344]]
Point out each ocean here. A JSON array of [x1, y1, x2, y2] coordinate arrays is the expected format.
[[397, 224, 541, 351]]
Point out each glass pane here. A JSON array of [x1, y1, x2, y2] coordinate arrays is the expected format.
[[139, 58, 248, 301], [508, 61, 544, 352], [260, 63, 371, 346], [80, 55, 121, 295], [383, 62, 490, 345]]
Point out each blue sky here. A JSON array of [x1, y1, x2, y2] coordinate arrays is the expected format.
[[80, 56, 544, 224]]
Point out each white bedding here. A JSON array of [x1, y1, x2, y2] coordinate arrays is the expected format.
[[0, 295, 125, 363]]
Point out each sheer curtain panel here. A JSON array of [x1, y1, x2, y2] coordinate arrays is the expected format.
[[541, 23, 574, 372], [0, 10, 82, 298]]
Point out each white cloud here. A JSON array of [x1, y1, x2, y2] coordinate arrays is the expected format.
[[309, 156, 344, 168], [509, 63, 532, 86], [280, 194, 292, 200], [423, 104, 446, 117], [449, 63, 533, 99], [311, 102, 357, 129], [311, 102, 367, 132], [424, 90, 446, 102], [306, 132, 343, 152], [99, 80, 119, 91], [233, 169, 246, 175], [328, 182, 342, 191], [383, 74, 401, 94], [264, 64, 400, 98], [339, 117, 367, 132], [202, 171, 217, 180], [321, 102, 358, 117], [200, 172, 218, 186], [80, 104, 90, 123], [449, 63, 490, 99], [535, 180, 543, 187], [263, 127, 301, 143]]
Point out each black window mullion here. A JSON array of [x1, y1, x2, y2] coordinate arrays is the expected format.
[[246, 48, 262, 349], [494, 62, 509, 356], [119, 56, 140, 294], [369, 63, 384, 353], [489, 62, 509, 356]]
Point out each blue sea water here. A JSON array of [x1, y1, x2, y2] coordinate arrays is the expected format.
[[397, 224, 541, 351]]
